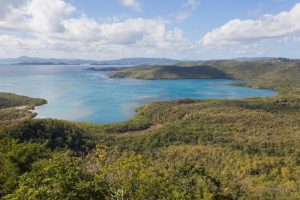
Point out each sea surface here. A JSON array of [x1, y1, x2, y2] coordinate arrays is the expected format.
[[0, 64, 276, 123]]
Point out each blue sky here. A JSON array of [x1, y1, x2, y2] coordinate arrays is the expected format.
[[70, 0, 299, 38], [0, 0, 299, 59]]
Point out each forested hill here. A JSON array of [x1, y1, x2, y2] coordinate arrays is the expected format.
[[0, 93, 47, 122], [0, 93, 46, 109], [108, 58, 300, 92], [1, 59, 300, 199]]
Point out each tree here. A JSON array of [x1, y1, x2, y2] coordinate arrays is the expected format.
[[4, 152, 107, 200]]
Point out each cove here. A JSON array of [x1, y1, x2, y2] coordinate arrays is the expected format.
[[0, 65, 276, 123]]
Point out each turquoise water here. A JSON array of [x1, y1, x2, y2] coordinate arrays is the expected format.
[[0, 65, 276, 123]]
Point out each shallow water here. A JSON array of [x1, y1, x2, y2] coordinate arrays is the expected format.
[[0, 65, 276, 123]]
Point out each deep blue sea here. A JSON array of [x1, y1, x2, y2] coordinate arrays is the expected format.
[[0, 65, 276, 123]]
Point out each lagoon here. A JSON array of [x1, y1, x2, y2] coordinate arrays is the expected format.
[[0, 65, 276, 123]]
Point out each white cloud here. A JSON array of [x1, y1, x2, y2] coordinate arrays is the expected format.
[[0, 0, 75, 32], [172, 0, 200, 23], [0, 0, 26, 18], [27, 0, 75, 33], [201, 2, 300, 47], [173, 11, 191, 23], [0, 0, 194, 59], [186, 0, 200, 10], [120, 0, 141, 11], [58, 17, 186, 46]]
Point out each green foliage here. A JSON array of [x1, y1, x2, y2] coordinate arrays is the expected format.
[[0, 92, 46, 109], [109, 95, 300, 157], [2, 144, 223, 200], [206, 59, 300, 92], [86, 145, 162, 199], [109, 65, 231, 80], [0, 93, 46, 122], [108, 59, 300, 93], [85, 145, 221, 200], [4, 152, 107, 200], [80, 115, 152, 135], [157, 145, 300, 199], [1, 59, 300, 199], [85, 94, 300, 198], [5, 119, 93, 153], [0, 139, 50, 196], [0, 109, 35, 121]]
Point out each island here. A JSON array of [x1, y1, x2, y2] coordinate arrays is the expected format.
[[106, 58, 300, 91]]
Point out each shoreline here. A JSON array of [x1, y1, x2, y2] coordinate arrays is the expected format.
[[6, 78, 278, 124]]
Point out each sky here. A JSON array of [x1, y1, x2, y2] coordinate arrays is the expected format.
[[0, 0, 299, 60]]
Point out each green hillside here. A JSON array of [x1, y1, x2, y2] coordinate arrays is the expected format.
[[0, 93, 46, 109], [109, 65, 232, 79], [109, 58, 300, 92], [0, 93, 47, 122], [1, 59, 300, 199]]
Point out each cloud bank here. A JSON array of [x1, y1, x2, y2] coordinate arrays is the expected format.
[[201, 3, 300, 47], [0, 0, 299, 59], [0, 0, 192, 58]]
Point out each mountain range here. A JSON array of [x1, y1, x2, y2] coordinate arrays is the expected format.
[[0, 56, 180, 66]]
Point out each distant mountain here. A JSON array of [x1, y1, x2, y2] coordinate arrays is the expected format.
[[233, 57, 274, 61], [0, 56, 96, 65], [91, 58, 179, 65], [0, 56, 179, 66]]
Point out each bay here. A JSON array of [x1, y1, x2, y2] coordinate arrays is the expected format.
[[0, 65, 276, 123]]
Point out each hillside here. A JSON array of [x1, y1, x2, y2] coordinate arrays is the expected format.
[[109, 65, 231, 79], [0, 93, 46, 109], [109, 59, 300, 92], [1, 60, 300, 199], [0, 93, 47, 122]]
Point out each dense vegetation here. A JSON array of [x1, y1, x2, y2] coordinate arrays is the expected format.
[[108, 65, 231, 79], [0, 93, 46, 122], [1, 59, 300, 199], [109, 58, 300, 91], [0, 92, 46, 109]]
